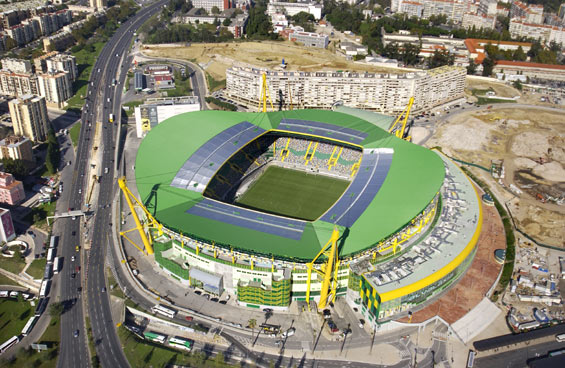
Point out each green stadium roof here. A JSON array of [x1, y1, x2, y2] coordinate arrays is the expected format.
[[135, 109, 445, 262]]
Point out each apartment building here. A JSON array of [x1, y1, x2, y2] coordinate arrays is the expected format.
[[422, 0, 469, 23], [0, 172, 25, 205], [38, 71, 73, 107], [478, 0, 497, 16], [0, 208, 16, 243], [42, 30, 74, 52], [510, 0, 543, 24], [225, 65, 465, 114], [44, 53, 78, 81], [8, 94, 49, 142], [0, 135, 34, 163], [267, 2, 323, 20], [0, 70, 39, 97], [1, 58, 32, 74], [192, 0, 231, 12], [400, 1, 425, 18], [509, 18, 565, 44], [462, 12, 496, 30], [89, 0, 108, 9]]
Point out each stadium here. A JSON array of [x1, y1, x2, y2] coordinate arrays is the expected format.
[[129, 108, 482, 326]]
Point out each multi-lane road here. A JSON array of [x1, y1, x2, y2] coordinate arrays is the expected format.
[[55, 1, 168, 367]]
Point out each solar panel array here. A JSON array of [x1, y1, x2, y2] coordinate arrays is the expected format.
[[278, 119, 368, 145], [171, 122, 266, 192], [186, 199, 306, 240], [320, 148, 394, 227]]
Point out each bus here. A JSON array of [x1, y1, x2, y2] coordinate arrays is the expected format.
[[466, 350, 476, 368], [0, 336, 19, 353], [168, 337, 193, 351], [109, 114, 115, 123], [46, 248, 55, 264], [53, 257, 60, 275], [39, 280, 50, 298], [35, 298, 47, 316], [49, 236, 58, 249], [143, 331, 166, 344], [151, 304, 177, 319], [21, 316, 38, 337]]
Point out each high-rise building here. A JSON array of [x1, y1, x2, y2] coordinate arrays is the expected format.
[[510, 0, 543, 24], [0, 70, 39, 97], [44, 53, 78, 81], [8, 94, 49, 142], [38, 71, 72, 107], [1, 58, 33, 74], [0, 135, 34, 163], [0, 172, 25, 205], [0, 207, 16, 243], [89, 0, 108, 9], [267, 2, 323, 20]]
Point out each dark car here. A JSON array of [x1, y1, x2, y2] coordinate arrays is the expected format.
[[74, 330, 79, 338], [219, 300, 227, 305], [263, 308, 273, 313], [194, 290, 202, 295], [211, 297, 219, 302], [71, 273, 76, 278]]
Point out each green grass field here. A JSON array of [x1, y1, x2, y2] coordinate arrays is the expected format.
[[236, 166, 350, 221], [0, 299, 33, 343]]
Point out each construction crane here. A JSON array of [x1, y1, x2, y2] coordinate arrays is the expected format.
[[388, 97, 414, 141], [305, 228, 341, 311]]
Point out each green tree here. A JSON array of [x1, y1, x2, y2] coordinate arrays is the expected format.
[[211, 5, 220, 14], [49, 302, 64, 317], [401, 43, 420, 66], [427, 50, 454, 68], [466, 59, 478, 75], [513, 79, 523, 91], [246, 2, 275, 39], [222, 17, 231, 26], [482, 57, 496, 76], [512, 46, 526, 61]]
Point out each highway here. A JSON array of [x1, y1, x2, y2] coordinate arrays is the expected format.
[[55, 1, 168, 367]]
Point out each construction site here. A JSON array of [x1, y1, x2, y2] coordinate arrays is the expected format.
[[426, 107, 565, 248]]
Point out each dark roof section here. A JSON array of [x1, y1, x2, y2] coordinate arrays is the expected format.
[[277, 118, 368, 145], [186, 198, 307, 240], [171, 121, 266, 192], [473, 324, 565, 351], [320, 148, 393, 227]]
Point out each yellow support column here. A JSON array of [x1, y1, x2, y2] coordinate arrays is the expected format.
[[306, 262, 313, 310], [118, 178, 154, 255], [318, 228, 340, 310]]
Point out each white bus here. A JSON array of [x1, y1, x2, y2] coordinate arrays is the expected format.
[[46, 248, 55, 264], [21, 316, 38, 337], [143, 331, 166, 344], [53, 257, 60, 274], [39, 280, 50, 298], [556, 333, 565, 342], [49, 236, 58, 249], [0, 336, 19, 354], [151, 304, 177, 319], [168, 337, 193, 351]]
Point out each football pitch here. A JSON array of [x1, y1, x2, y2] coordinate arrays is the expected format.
[[236, 166, 350, 221]]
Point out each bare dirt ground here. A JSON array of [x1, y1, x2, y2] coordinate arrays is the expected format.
[[426, 107, 565, 247], [142, 41, 405, 80], [465, 78, 521, 98]]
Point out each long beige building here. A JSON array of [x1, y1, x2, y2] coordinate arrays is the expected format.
[[8, 94, 49, 142], [225, 65, 466, 114], [38, 70, 73, 107]]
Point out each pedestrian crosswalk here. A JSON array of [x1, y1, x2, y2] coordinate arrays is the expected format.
[[399, 348, 412, 359]]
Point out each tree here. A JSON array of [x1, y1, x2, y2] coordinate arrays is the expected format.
[[246, 4, 275, 39], [401, 43, 420, 66], [512, 46, 526, 61], [482, 57, 496, 76], [49, 302, 64, 317], [427, 50, 454, 68], [211, 5, 220, 14], [222, 17, 231, 26], [513, 79, 523, 91], [45, 128, 60, 176], [466, 59, 478, 75], [248, 318, 257, 339]]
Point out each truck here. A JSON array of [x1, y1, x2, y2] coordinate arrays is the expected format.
[[109, 114, 115, 123]]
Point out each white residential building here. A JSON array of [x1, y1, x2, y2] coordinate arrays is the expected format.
[[225, 65, 465, 114], [38, 71, 73, 107], [510, 0, 543, 24], [509, 18, 565, 44], [192, 0, 230, 12], [462, 12, 496, 30], [1, 58, 33, 74]]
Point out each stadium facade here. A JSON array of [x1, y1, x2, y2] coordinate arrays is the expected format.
[[225, 65, 466, 115], [132, 108, 482, 327]]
